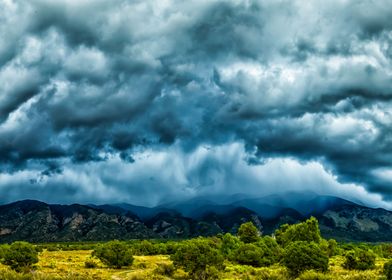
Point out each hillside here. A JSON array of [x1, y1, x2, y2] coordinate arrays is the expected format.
[[0, 200, 262, 242], [1, 194, 392, 242]]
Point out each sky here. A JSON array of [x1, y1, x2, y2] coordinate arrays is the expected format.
[[0, 0, 392, 208]]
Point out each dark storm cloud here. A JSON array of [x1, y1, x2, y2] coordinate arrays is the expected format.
[[0, 0, 392, 205]]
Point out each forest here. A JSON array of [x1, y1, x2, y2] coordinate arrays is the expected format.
[[0, 217, 392, 279]]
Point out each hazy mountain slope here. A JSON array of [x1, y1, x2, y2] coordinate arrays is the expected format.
[[1, 195, 392, 242], [0, 200, 156, 242], [157, 196, 303, 220], [0, 200, 263, 242], [111, 203, 175, 220], [232, 192, 356, 216], [317, 204, 392, 241]]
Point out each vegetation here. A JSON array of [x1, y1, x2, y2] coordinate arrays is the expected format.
[[0, 242, 38, 272], [384, 260, 392, 280], [220, 232, 241, 257], [171, 238, 224, 279], [237, 221, 260, 243], [92, 240, 133, 268], [282, 241, 329, 277], [275, 216, 321, 247], [0, 217, 391, 279], [233, 243, 266, 267], [343, 248, 376, 270]]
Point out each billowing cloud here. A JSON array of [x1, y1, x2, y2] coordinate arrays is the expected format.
[[0, 0, 391, 206]]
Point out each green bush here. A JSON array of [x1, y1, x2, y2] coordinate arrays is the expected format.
[[84, 258, 98, 268], [165, 241, 180, 255], [282, 241, 329, 277], [233, 243, 266, 267], [92, 240, 134, 269], [237, 222, 260, 243], [384, 260, 392, 280], [153, 242, 168, 255], [131, 240, 159, 255], [0, 268, 34, 280], [275, 217, 322, 247], [320, 239, 339, 257], [297, 270, 332, 280], [377, 244, 392, 258], [0, 245, 7, 260], [171, 238, 224, 279], [220, 233, 241, 258], [202, 265, 220, 280], [253, 267, 289, 280], [154, 263, 176, 276], [233, 237, 280, 267], [257, 236, 282, 263], [1, 242, 39, 272], [343, 249, 376, 270]]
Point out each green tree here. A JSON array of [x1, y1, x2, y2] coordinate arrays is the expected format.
[[282, 241, 329, 277], [232, 236, 281, 268], [1, 242, 38, 272], [233, 243, 266, 267], [275, 217, 321, 247], [320, 239, 339, 257], [220, 233, 241, 258], [343, 248, 376, 270], [0, 245, 6, 260], [384, 260, 392, 280], [92, 240, 134, 269], [132, 240, 159, 255], [237, 222, 260, 243], [171, 238, 224, 280], [256, 236, 282, 264]]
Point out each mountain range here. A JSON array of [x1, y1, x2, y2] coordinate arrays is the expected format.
[[0, 192, 391, 243]]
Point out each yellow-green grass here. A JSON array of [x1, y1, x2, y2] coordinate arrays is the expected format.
[[0, 250, 390, 279], [0, 250, 176, 280]]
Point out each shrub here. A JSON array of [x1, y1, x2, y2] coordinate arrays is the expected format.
[[220, 233, 241, 258], [203, 265, 220, 280], [341, 270, 380, 280], [0, 245, 7, 260], [154, 263, 175, 276], [171, 238, 224, 279], [275, 217, 321, 247], [384, 260, 392, 280], [46, 247, 58, 252], [92, 240, 134, 268], [320, 239, 339, 257], [165, 241, 180, 255], [378, 244, 392, 258], [132, 240, 159, 255], [153, 243, 168, 255], [297, 270, 332, 280], [237, 222, 260, 243], [233, 238, 280, 267], [1, 242, 38, 272], [234, 243, 266, 267], [257, 236, 282, 264], [253, 267, 289, 280], [327, 239, 339, 256], [282, 241, 329, 277], [84, 258, 98, 268], [343, 249, 376, 270]]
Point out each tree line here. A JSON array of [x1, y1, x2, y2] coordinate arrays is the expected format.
[[1, 217, 392, 279]]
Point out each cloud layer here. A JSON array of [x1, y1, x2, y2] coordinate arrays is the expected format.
[[0, 0, 391, 206]]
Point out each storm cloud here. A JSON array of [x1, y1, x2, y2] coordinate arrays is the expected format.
[[0, 0, 392, 206]]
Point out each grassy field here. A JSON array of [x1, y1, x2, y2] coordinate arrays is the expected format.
[[1, 250, 179, 280], [0, 249, 389, 280]]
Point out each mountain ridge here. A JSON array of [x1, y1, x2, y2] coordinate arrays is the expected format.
[[1, 193, 392, 242]]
